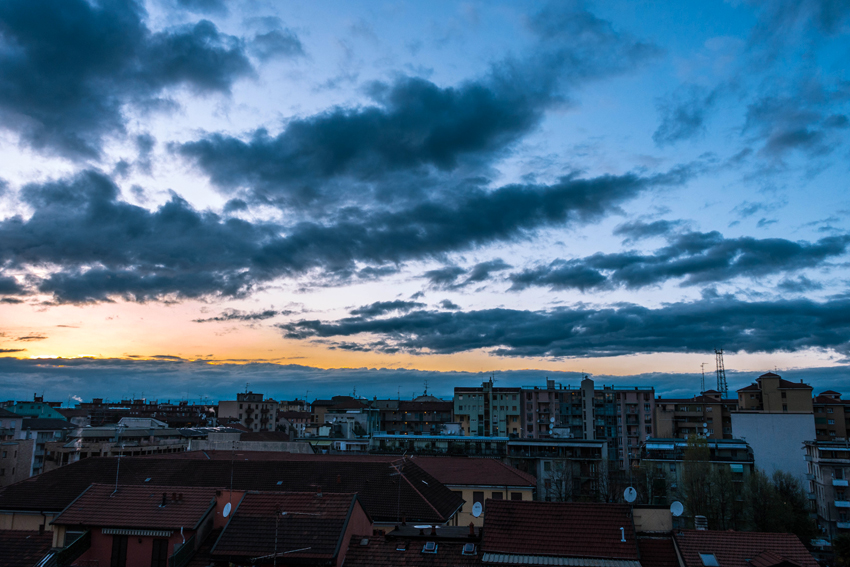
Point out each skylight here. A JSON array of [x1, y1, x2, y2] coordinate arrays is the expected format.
[[422, 541, 438, 554], [462, 543, 476, 556], [700, 553, 720, 566]]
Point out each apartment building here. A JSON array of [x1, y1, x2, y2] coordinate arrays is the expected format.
[[804, 440, 850, 541], [217, 391, 278, 432], [813, 391, 850, 440], [655, 390, 736, 440], [453, 378, 521, 437]]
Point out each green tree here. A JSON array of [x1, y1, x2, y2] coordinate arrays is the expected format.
[[682, 435, 711, 522], [834, 533, 850, 566], [771, 471, 817, 543]]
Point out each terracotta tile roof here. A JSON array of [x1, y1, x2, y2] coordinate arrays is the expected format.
[[674, 530, 817, 567], [398, 401, 453, 412], [413, 457, 536, 487], [0, 530, 53, 567], [329, 399, 369, 410], [820, 390, 842, 396], [482, 500, 639, 560], [52, 484, 217, 530], [212, 492, 357, 560], [345, 534, 481, 567], [748, 549, 804, 567], [813, 395, 850, 404], [777, 379, 812, 389], [638, 537, 679, 567], [0, 456, 462, 524], [738, 384, 761, 392]]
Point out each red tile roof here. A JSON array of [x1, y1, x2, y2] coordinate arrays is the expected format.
[[820, 390, 842, 396], [413, 457, 536, 487], [52, 484, 217, 530], [0, 530, 53, 567], [344, 534, 481, 567], [482, 500, 639, 560], [813, 395, 850, 404], [674, 530, 817, 567], [638, 537, 679, 567], [212, 492, 358, 560], [0, 456, 462, 524], [398, 401, 453, 412], [748, 550, 804, 567], [239, 430, 290, 442]]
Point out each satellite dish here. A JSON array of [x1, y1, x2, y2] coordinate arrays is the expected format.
[[472, 502, 483, 518], [623, 487, 637, 503], [670, 501, 684, 517], [550, 417, 555, 423], [223, 502, 231, 518], [702, 422, 708, 428]]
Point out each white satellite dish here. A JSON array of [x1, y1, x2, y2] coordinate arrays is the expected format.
[[670, 501, 684, 517], [223, 502, 232, 518], [472, 502, 483, 518], [550, 417, 555, 423], [623, 487, 637, 503]]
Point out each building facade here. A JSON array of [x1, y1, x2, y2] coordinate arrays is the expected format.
[[813, 391, 850, 441], [804, 440, 850, 541], [655, 390, 736, 440], [453, 379, 521, 437], [217, 392, 278, 432]]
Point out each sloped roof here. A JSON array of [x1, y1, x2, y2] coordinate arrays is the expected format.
[[0, 456, 462, 523], [212, 492, 358, 560], [52, 484, 217, 530], [413, 457, 536, 487], [0, 407, 21, 418], [398, 401, 453, 412], [482, 500, 639, 560], [674, 530, 817, 567], [638, 537, 679, 567], [813, 395, 850, 405], [344, 534, 481, 567], [0, 530, 53, 567], [748, 550, 803, 567]]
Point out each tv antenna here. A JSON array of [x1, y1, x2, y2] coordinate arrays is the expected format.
[[714, 349, 728, 398], [700, 363, 708, 393]]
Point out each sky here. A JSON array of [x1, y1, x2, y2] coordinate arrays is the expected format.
[[1, 0, 850, 403]]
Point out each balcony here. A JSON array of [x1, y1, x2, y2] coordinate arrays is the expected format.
[[806, 473, 815, 480], [804, 455, 813, 461], [835, 500, 850, 508], [837, 521, 850, 529], [834, 479, 849, 487], [807, 492, 817, 500]]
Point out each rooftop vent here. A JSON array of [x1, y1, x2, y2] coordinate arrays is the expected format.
[[396, 542, 407, 552], [462, 543, 476, 556], [422, 541, 438, 554], [359, 538, 369, 546], [694, 515, 708, 530]]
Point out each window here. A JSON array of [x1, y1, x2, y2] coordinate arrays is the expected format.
[[473, 491, 484, 507], [782, 404, 788, 411], [544, 461, 551, 472], [491, 492, 503, 500], [511, 492, 523, 500], [151, 539, 169, 567], [829, 419, 835, 425], [422, 541, 438, 554], [699, 553, 720, 566], [828, 407, 834, 413], [462, 543, 477, 555]]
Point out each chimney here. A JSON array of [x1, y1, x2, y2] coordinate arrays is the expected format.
[[38, 523, 44, 535], [694, 515, 708, 530], [431, 525, 437, 536], [172, 492, 177, 502], [469, 522, 475, 537]]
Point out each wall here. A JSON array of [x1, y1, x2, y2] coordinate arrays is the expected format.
[[0, 510, 56, 531], [633, 507, 673, 533], [0, 438, 35, 487], [730, 412, 814, 479], [449, 485, 533, 527], [75, 528, 189, 567], [336, 501, 373, 567]]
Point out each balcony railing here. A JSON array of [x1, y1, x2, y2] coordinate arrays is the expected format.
[[835, 500, 850, 508], [169, 535, 196, 567], [833, 479, 849, 487], [837, 521, 850, 529], [56, 529, 91, 566], [807, 492, 817, 500]]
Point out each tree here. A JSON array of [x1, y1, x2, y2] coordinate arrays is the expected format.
[[834, 533, 850, 566], [681, 435, 711, 522], [743, 468, 816, 542]]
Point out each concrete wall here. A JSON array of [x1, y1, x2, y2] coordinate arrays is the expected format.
[[449, 485, 533, 527], [731, 412, 814, 479], [0, 438, 35, 487], [0, 510, 56, 531]]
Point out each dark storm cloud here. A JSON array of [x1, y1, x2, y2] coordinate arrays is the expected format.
[[0, 348, 25, 353], [439, 299, 461, 310], [281, 296, 850, 357], [250, 28, 305, 61], [423, 259, 511, 289], [349, 300, 425, 317], [508, 231, 850, 292], [653, 86, 718, 146], [192, 308, 287, 323], [173, 0, 228, 16], [0, 166, 683, 302], [0, 0, 253, 159], [777, 276, 824, 293], [179, 2, 658, 210], [0, 275, 25, 295]]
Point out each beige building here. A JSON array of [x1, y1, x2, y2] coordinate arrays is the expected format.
[[655, 390, 736, 440], [737, 371, 813, 413], [813, 391, 850, 441], [217, 391, 278, 432], [804, 440, 850, 542]]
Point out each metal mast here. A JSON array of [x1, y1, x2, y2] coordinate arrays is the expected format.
[[715, 349, 728, 398]]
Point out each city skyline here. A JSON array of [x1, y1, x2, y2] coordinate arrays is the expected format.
[[1, 1, 850, 398]]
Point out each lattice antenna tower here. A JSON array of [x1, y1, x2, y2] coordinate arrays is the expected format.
[[715, 349, 728, 398]]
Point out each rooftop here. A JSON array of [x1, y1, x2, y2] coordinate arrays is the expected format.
[[345, 534, 481, 567], [482, 500, 639, 561], [20, 418, 73, 430], [674, 530, 817, 567], [52, 484, 217, 530], [413, 457, 536, 487], [0, 530, 54, 567], [212, 492, 360, 560], [0, 455, 462, 524], [637, 537, 679, 567]]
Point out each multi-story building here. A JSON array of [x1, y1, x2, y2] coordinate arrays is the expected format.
[[453, 378, 521, 437], [655, 390, 736, 440], [17, 418, 75, 476], [77, 398, 216, 427], [217, 392, 278, 432], [506, 438, 608, 502], [731, 372, 815, 479], [804, 440, 850, 541], [521, 379, 565, 438], [813, 391, 850, 440], [2, 395, 65, 420], [381, 399, 453, 435], [639, 438, 755, 505]]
